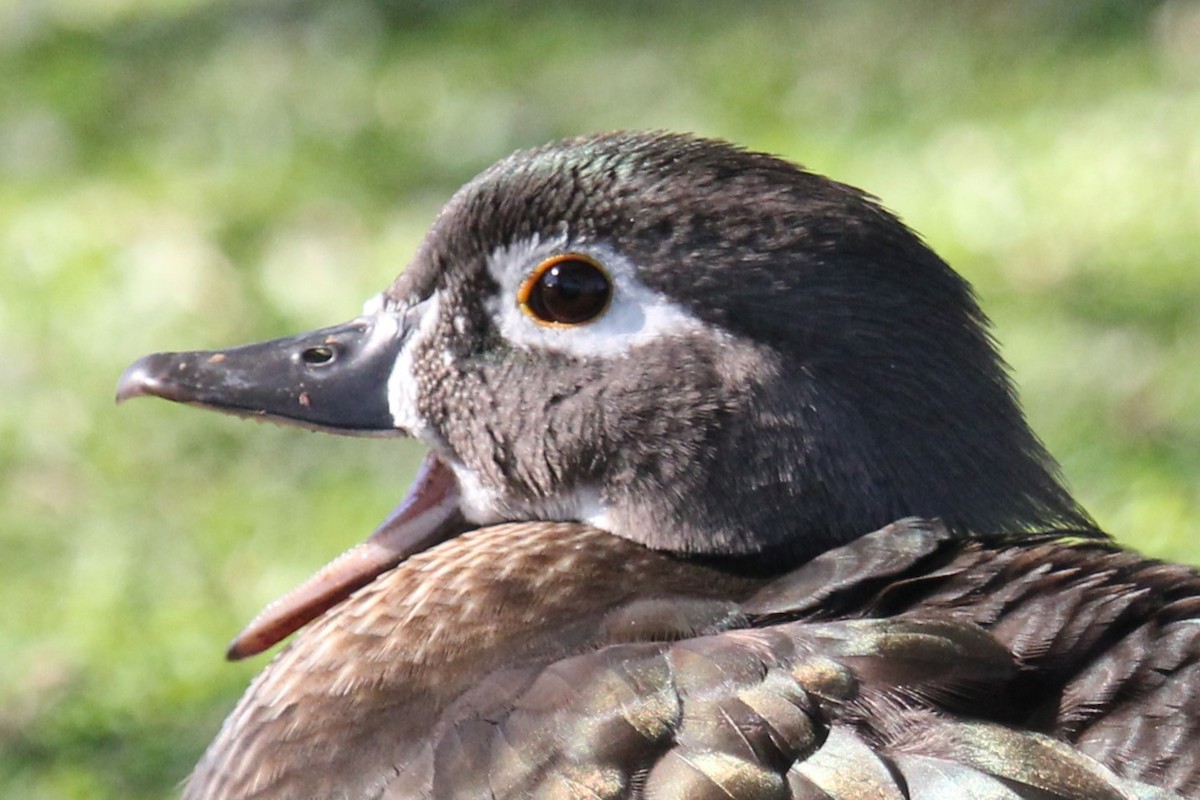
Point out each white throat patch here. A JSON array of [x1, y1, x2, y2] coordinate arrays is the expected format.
[[449, 457, 613, 531]]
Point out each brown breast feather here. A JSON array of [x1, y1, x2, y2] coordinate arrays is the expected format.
[[186, 519, 1200, 800]]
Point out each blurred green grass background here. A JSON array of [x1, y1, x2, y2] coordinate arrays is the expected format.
[[2, 0, 1198, 796]]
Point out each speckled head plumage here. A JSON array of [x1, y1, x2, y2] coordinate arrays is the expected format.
[[384, 132, 1091, 546], [117, 131, 1096, 657]]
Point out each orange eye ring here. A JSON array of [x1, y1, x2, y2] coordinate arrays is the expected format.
[[517, 253, 613, 327]]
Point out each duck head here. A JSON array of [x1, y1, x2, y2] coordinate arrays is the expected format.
[[117, 132, 1093, 658]]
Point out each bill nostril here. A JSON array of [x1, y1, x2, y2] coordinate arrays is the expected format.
[[301, 346, 337, 366]]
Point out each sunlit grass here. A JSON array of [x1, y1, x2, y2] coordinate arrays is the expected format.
[[2, 1, 1198, 796]]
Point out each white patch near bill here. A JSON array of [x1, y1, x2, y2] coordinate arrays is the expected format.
[[484, 234, 706, 359], [360, 292, 387, 316], [385, 293, 440, 437]]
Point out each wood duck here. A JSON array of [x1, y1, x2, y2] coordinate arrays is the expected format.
[[117, 132, 1200, 799]]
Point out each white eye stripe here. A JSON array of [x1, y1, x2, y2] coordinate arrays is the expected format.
[[485, 235, 704, 358]]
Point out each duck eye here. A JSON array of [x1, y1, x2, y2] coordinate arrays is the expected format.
[[518, 254, 612, 326]]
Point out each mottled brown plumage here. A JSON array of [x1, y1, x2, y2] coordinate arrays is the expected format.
[[187, 520, 1199, 799], [117, 133, 1199, 799]]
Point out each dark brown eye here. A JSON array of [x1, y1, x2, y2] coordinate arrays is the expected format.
[[518, 254, 612, 326]]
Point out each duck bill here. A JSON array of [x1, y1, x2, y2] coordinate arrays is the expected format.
[[117, 315, 469, 660], [115, 316, 405, 434]]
